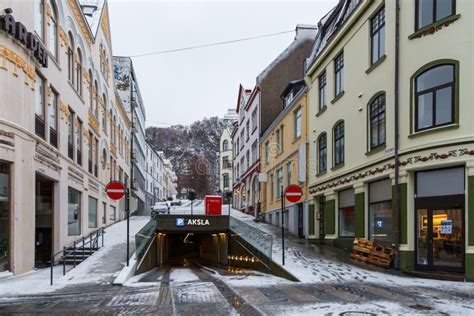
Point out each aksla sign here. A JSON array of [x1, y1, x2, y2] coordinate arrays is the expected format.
[[176, 218, 210, 227], [0, 8, 48, 67]]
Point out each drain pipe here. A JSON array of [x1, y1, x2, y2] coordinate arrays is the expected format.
[[394, 0, 401, 269]]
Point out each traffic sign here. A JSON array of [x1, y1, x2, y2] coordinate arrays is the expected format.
[[285, 185, 303, 203], [106, 181, 126, 200]]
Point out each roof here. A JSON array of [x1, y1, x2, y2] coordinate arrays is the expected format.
[[280, 79, 306, 99], [304, 0, 362, 73]]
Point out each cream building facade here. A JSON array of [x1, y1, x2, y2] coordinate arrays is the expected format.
[[305, 0, 473, 280], [0, 0, 131, 275], [218, 127, 233, 198]]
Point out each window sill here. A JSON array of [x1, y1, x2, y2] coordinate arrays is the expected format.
[[365, 144, 386, 156], [292, 136, 302, 144], [316, 105, 327, 117], [331, 163, 344, 171], [365, 55, 386, 74], [330, 91, 345, 104], [316, 170, 327, 177], [408, 14, 461, 40], [68, 81, 85, 104], [409, 123, 459, 138]]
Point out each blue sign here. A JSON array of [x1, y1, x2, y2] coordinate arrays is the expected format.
[[376, 220, 383, 228], [176, 218, 185, 227]]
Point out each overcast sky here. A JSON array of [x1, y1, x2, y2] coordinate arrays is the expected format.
[[108, 0, 337, 127]]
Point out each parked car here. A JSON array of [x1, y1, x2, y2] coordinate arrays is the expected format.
[[151, 201, 170, 216], [170, 200, 182, 206]]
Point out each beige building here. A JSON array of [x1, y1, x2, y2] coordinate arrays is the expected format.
[[305, 0, 473, 280], [0, 0, 131, 274], [260, 80, 309, 238]]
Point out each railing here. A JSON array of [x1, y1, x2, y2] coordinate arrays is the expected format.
[[135, 219, 157, 264], [229, 217, 273, 259], [50, 227, 105, 285]]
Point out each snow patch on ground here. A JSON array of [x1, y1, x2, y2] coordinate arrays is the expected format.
[[170, 268, 199, 283]]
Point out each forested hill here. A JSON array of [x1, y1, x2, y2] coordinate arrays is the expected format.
[[146, 117, 229, 198]]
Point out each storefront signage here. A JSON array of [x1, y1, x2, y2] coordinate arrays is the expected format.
[[440, 220, 452, 234], [0, 8, 48, 67], [157, 215, 229, 232]]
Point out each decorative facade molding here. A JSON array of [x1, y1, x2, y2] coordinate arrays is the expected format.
[[59, 101, 69, 120], [88, 110, 100, 134], [66, 0, 94, 47], [0, 45, 35, 87]]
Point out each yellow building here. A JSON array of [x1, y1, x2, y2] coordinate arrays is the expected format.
[[260, 80, 312, 239]]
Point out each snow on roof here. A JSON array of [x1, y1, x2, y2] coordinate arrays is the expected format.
[[78, 0, 105, 37], [305, 0, 361, 73], [256, 24, 317, 84]]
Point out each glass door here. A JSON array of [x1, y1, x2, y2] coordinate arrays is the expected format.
[[416, 205, 464, 271]]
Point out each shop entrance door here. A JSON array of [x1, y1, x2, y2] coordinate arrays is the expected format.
[[297, 203, 304, 239], [35, 175, 54, 268], [416, 195, 464, 272]]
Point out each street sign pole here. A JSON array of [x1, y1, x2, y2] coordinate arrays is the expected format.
[[281, 185, 285, 266], [126, 188, 130, 267]]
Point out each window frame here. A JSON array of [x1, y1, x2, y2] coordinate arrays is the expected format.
[[294, 107, 302, 139], [35, 72, 46, 139], [48, 0, 58, 60], [334, 52, 344, 97], [333, 121, 345, 166], [318, 132, 327, 174], [369, 93, 386, 150], [370, 6, 385, 65], [318, 71, 327, 111], [67, 32, 74, 84], [415, 0, 456, 31], [414, 64, 455, 132], [49, 86, 58, 147]]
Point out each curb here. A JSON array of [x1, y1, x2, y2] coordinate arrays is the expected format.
[[112, 253, 137, 285]]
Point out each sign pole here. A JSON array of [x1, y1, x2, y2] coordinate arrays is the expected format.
[[281, 185, 285, 266], [126, 188, 130, 267]]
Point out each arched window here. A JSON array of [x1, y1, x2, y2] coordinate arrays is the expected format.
[[102, 94, 107, 129], [222, 140, 228, 151], [76, 48, 82, 94], [113, 116, 117, 145], [415, 64, 455, 131], [88, 70, 93, 109], [34, 0, 44, 40], [318, 133, 327, 174], [94, 80, 99, 117], [67, 32, 74, 83], [109, 109, 113, 138], [48, 0, 58, 59], [369, 94, 386, 149], [333, 121, 344, 166]]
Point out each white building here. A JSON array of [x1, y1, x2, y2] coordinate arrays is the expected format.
[[218, 127, 233, 197], [232, 85, 260, 214], [0, 0, 131, 274], [163, 158, 177, 200], [145, 143, 164, 208]]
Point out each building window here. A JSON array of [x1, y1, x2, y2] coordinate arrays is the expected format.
[[223, 156, 229, 169], [67, 108, 74, 160], [88, 196, 98, 228], [319, 71, 326, 110], [338, 188, 355, 237], [35, 73, 45, 138], [76, 119, 82, 166], [48, 0, 58, 59], [49, 88, 58, 147], [286, 162, 292, 187], [371, 7, 385, 65], [246, 150, 250, 169], [251, 108, 257, 131], [94, 81, 99, 118], [318, 133, 327, 173], [294, 107, 302, 139], [369, 94, 386, 149], [89, 70, 94, 110], [34, 0, 44, 40], [68, 187, 81, 236], [416, 0, 455, 30], [222, 140, 229, 151], [369, 179, 392, 242], [277, 168, 283, 198], [94, 138, 99, 177], [223, 174, 229, 188], [76, 49, 82, 95], [109, 205, 116, 221], [67, 32, 74, 83], [88, 132, 93, 173], [334, 121, 344, 166], [270, 174, 274, 201], [415, 64, 455, 131], [285, 90, 294, 107], [240, 130, 244, 149], [246, 121, 250, 141], [252, 141, 257, 163], [334, 52, 344, 96], [102, 94, 107, 131]]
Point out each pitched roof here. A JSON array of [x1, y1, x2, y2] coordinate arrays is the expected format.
[[304, 0, 362, 73]]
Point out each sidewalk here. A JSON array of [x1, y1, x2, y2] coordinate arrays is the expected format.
[[0, 216, 150, 297], [229, 208, 473, 291]]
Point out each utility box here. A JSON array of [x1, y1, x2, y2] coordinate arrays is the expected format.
[[205, 195, 222, 215]]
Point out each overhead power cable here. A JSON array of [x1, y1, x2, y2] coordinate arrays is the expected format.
[[128, 29, 295, 58]]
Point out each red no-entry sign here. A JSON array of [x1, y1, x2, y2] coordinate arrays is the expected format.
[[285, 184, 303, 203], [106, 181, 126, 200]]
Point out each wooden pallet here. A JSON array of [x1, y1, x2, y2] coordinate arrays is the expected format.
[[351, 238, 395, 268]]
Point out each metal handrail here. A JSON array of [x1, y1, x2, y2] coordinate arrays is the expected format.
[[50, 227, 105, 285]]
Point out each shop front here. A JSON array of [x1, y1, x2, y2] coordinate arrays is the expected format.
[[415, 167, 465, 273], [0, 162, 10, 272]]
